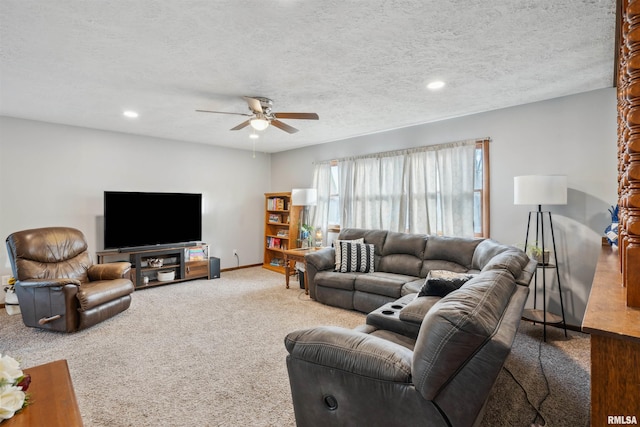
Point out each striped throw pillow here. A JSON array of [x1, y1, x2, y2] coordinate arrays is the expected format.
[[339, 242, 375, 273], [334, 238, 364, 271]]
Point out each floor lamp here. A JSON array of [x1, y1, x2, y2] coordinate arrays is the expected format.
[[291, 188, 317, 248], [514, 175, 568, 341]]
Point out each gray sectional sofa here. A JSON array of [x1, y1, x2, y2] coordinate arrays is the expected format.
[[305, 228, 536, 313], [285, 228, 537, 426]]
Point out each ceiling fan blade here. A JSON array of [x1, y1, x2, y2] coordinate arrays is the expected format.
[[271, 119, 299, 134], [196, 109, 252, 117], [273, 112, 319, 120], [243, 97, 263, 113], [231, 120, 251, 131]]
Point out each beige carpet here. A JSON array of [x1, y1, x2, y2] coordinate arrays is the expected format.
[[0, 267, 590, 426]]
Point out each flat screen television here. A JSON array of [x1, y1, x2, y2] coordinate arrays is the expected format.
[[104, 191, 202, 250]]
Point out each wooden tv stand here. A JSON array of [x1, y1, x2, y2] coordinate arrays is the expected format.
[[97, 244, 210, 289]]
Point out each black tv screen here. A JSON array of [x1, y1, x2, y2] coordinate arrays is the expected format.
[[104, 191, 202, 250]]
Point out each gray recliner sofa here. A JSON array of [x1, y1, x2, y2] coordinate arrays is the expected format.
[[285, 228, 537, 426], [305, 228, 535, 313]]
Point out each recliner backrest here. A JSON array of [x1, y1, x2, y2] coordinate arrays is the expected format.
[[420, 235, 483, 276], [411, 269, 516, 400], [6, 227, 92, 283], [378, 231, 427, 277]]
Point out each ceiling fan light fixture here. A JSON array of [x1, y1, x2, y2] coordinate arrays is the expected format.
[[250, 117, 270, 131], [427, 80, 445, 90]]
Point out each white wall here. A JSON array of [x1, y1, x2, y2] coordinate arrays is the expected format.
[[0, 117, 272, 275], [271, 88, 618, 327]]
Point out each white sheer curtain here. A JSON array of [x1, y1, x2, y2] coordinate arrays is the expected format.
[[310, 139, 478, 237], [405, 142, 476, 236], [338, 155, 406, 231], [309, 161, 332, 238]]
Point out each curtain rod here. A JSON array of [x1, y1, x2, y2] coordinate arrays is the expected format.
[[313, 137, 490, 165]]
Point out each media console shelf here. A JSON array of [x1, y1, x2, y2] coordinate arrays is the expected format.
[[97, 244, 210, 288]]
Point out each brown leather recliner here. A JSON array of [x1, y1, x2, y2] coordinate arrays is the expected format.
[[6, 227, 135, 332]]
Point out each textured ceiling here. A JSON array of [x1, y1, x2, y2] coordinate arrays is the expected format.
[[0, 1, 616, 153]]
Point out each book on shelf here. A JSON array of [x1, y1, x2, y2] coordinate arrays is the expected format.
[[187, 247, 206, 261], [270, 257, 284, 267], [266, 237, 289, 250], [276, 230, 289, 237], [266, 237, 279, 248], [268, 213, 282, 223], [267, 197, 288, 211]]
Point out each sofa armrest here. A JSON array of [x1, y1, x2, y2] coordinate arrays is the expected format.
[[399, 296, 441, 324], [16, 278, 81, 288], [305, 247, 335, 271], [305, 247, 335, 299], [88, 262, 132, 281], [515, 257, 538, 287], [284, 326, 413, 382]]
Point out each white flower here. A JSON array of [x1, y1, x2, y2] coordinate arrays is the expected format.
[[0, 385, 26, 420], [0, 355, 23, 384]]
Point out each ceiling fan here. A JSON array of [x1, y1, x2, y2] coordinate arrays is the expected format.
[[196, 96, 319, 134]]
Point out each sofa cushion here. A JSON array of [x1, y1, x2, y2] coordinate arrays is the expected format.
[[381, 231, 428, 258], [420, 236, 482, 277], [77, 279, 134, 311], [418, 270, 475, 298], [481, 249, 530, 278], [340, 242, 375, 273], [314, 270, 359, 291], [339, 228, 388, 253], [401, 279, 424, 296], [421, 260, 470, 276], [334, 238, 364, 271], [379, 254, 424, 277], [471, 239, 511, 270], [355, 272, 414, 298], [377, 232, 427, 277], [399, 295, 441, 324]]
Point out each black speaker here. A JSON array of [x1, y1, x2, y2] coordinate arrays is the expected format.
[[209, 257, 220, 279]]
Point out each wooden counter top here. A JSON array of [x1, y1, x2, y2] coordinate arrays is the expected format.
[[3, 359, 83, 427], [582, 244, 640, 342]]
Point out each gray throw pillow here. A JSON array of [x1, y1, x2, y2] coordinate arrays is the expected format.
[[418, 270, 475, 298]]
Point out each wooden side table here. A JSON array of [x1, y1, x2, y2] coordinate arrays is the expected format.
[[283, 247, 323, 295], [3, 359, 83, 427]]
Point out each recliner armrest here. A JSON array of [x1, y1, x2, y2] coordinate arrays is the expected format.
[[284, 326, 413, 382], [16, 278, 82, 288], [304, 247, 335, 272], [88, 262, 132, 281]]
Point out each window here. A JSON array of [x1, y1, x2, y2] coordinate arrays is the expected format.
[[313, 138, 490, 238], [327, 161, 340, 231], [474, 140, 490, 237]]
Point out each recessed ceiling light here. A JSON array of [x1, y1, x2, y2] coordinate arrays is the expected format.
[[249, 133, 259, 140], [427, 81, 445, 90], [123, 110, 139, 118]]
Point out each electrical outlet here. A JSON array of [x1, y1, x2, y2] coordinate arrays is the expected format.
[[233, 249, 238, 257]]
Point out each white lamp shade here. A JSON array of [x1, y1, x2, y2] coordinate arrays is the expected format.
[[514, 175, 567, 205], [291, 188, 317, 206]]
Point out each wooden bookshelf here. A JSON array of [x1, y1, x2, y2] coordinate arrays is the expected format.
[[263, 192, 301, 274]]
